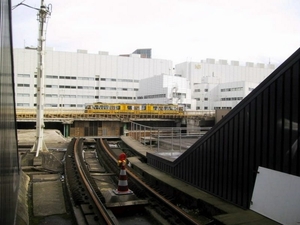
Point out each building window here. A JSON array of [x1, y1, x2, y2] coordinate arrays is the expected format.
[[45, 104, 58, 107], [45, 94, 58, 97], [17, 83, 30, 87], [59, 85, 76, 89], [59, 76, 77, 80], [221, 97, 243, 101], [78, 77, 94, 80], [17, 74, 30, 78], [17, 103, 30, 107], [221, 87, 243, 92], [46, 75, 58, 79], [46, 85, 58, 88], [17, 93, 30, 97]]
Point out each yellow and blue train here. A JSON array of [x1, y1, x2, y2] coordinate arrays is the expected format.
[[84, 102, 184, 115]]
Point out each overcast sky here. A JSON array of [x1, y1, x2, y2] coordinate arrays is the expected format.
[[11, 0, 300, 66]]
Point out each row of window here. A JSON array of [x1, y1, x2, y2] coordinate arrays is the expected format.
[[17, 84, 30, 87], [221, 87, 243, 92], [17, 83, 139, 92], [137, 94, 166, 99], [172, 93, 186, 98], [196, 106, 208, 110], [221, 97, 243, 101], [17, 94, 136, 100], [17, 74, 30, 78], [98, 96, 135, 100], [18, 74, 140, 83], [214, 107, 232, 109], [194, 97, 242, 101], [194, 98, 208, 101], [195, 87, 253, 93], [101, 78, 139, 83], [100, 87, 138, 91], [196, 106, 233, 110], [194, 88, 208, 92]]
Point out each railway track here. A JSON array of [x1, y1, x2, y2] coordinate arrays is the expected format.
[[65, 137, 213, 225], [65, 138, 117, 224]]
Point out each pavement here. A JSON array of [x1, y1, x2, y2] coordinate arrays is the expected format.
[[17, 129, 73, 225], [18, 129, 70, 149]]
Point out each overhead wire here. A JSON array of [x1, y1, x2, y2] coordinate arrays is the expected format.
[[12, 1, 40, 11]]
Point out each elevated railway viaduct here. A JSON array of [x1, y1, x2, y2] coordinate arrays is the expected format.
[[16, 110, 216, 137]]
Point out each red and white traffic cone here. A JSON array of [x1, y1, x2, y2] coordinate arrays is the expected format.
[[113, 153, 133, 195]]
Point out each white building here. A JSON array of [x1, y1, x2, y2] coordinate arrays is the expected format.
[[13, 48, 173, 109], [14, 48, 277, 112], [175, 59, 276, 110], [136, 74, 196, 110]]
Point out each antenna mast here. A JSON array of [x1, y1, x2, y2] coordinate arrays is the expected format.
[[31, 0, 51, 157]]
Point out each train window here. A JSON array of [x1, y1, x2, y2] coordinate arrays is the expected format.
[[127, 106, 132, 110], [134, 106, 140, 110], [116, 106, 120, 110], [141, 105, 146, 110], [111, 106, 115, 110]]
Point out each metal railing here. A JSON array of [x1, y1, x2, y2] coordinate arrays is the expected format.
[[128, 122, 207, 152]]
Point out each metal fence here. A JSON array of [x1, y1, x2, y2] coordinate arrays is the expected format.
[[129, 122, 205, 152]]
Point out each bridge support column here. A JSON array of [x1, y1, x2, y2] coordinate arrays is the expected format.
[[63, 124, 70, 137], [123, 123, 127, 136]]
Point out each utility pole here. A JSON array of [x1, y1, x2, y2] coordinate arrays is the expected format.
[[31, 0, 51, 157]]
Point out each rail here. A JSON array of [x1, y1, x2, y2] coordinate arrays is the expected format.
[[98, 139, 202, 225], [72, 138, 116, 224]]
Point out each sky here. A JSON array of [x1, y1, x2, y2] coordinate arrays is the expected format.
[[11, 0, 300, 66]]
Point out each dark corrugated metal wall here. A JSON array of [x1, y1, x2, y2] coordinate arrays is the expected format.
[[147, 48, 300, 208], [0, 0, 20, 224]]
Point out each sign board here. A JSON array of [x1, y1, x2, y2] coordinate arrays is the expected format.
[[250, 167, 300, 225]]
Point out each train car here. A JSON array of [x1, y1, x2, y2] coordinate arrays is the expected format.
[[84, 102, 184, 115], [85, 102, 142, 114], [143, 104, 184, 115]]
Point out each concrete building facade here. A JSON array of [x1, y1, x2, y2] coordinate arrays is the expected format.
[[136, 74, 196, 110], [175, 59, 275, 110], [13, 48, 172, 109]]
